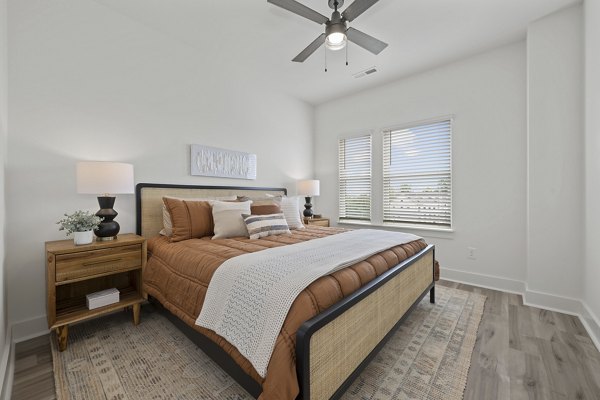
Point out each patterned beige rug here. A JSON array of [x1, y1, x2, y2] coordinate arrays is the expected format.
[[52, 286, 485, 400]]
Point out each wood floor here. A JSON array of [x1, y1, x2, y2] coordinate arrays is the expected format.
[[10, 280, 600, 400], [11, 334, 55, 400]]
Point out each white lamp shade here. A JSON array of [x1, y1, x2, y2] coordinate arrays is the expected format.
[[76, 161, 134, 195], [297, 179, 320, 196]]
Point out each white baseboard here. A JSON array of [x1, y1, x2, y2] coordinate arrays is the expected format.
[[523, 287, 583, 315], [11, 315, 49, 343], [0, 316, 49, 399], [580, 302, 600, 352], [1, 347, 14, 400], [0, 328, 13, 400], [441, 267, 526, 294]]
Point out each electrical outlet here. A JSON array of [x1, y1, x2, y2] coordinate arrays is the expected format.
[[467, 247, 476, 260]]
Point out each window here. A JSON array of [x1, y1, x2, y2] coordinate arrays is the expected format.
[[383, 119, 452, 228], [338, 134, 372, 222]]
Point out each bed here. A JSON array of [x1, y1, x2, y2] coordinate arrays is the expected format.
[[136, 183, 436, 400]]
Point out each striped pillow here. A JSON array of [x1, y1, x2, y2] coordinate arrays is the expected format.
[[243, 213, 291, 240]]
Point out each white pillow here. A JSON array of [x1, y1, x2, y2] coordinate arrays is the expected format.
[[160, 195, 237, 236], [212, 200, 252, 239], [279, 196, 305, 230]]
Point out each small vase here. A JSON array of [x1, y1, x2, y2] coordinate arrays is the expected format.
[[73, 230, 94, 246]]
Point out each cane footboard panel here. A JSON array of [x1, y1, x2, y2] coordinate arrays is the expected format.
[[298, 247, 435, 399]]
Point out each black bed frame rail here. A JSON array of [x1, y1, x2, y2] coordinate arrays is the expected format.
[[295, 245, 436, 400], [149, 297, 264, 397]]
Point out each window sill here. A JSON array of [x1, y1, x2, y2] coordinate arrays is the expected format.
[[337, 220, 454, 239]]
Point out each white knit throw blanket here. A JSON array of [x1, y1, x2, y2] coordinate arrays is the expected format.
[[195, 229, 421, 378]]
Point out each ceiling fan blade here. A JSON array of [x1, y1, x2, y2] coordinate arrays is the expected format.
[[342, 0, 380, 22], [267, 0, 329, 25], [292, 33, 327, 62], [346, 27, 388, 55]]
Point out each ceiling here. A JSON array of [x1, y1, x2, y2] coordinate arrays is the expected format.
[[94, 0, 579, 105]]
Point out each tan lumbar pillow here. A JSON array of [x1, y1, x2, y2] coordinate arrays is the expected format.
[[250, 203, 282, 215]]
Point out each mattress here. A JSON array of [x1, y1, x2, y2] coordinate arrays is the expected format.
[[143, 226, 428, 400]]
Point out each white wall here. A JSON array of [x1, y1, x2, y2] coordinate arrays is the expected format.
[[584, 0, 600, 340], [526, 5, 584, 307], [6, 0, 314, 335], [315, 42, 528, 289], [0, 0, 8, 394]]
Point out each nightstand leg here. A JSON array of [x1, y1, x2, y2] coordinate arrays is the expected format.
[[132, 303, 141, 326], [57, 325, 68, 352]]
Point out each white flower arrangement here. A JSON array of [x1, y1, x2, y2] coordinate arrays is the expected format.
[[57, 211, 103, 236]]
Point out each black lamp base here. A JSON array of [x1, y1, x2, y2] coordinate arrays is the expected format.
[[303, 196, 314, 218], [94, 196, 120, 241]]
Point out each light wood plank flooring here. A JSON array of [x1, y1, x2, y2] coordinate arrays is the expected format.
[[11, 280, 600, 399], [11, 334, 55, 400]]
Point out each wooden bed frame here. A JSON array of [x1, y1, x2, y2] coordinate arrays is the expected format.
[[136, 183, 435, 400]]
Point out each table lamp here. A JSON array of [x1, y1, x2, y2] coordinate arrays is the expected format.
[[76, 161, 134, 241], [297, 179, 320, 218]]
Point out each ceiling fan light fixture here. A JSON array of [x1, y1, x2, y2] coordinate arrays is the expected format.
[[325, 17, 347, 51], [326, 32, 347, 50], [269, 0, 388, 63]]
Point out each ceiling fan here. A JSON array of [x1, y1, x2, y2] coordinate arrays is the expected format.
[[268, 0, 388, 63]]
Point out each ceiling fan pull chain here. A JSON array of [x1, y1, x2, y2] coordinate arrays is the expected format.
[[325, 46, 328, 72], [346, 41, 349, 66]]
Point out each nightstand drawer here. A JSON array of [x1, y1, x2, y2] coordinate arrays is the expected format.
[[308, 219, 329, 227], [55, 244, 142, 283], [304, 217, 330, 227]]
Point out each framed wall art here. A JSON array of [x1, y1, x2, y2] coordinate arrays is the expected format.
[[190, 145, 257, 180]]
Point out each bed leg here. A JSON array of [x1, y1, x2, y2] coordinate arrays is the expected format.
[[430, 286, 435, 304]]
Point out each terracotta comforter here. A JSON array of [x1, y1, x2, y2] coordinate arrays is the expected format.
[[144, 226, 428, 400]]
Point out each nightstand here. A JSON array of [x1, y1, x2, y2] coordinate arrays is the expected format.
[[46, 233, 147, 351], [303, 217, 330, 227]]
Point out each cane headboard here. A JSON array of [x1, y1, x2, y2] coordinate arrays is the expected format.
[[135, 183, 287, 238]]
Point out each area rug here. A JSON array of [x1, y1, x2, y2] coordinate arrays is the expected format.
[[51, 286, 485, 400]]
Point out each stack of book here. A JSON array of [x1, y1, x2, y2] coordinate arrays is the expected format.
[[86, 288, 120, 310]]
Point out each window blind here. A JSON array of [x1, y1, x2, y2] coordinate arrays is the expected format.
[[383, 120, 452, 227], [338, 134, 372, 221]]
